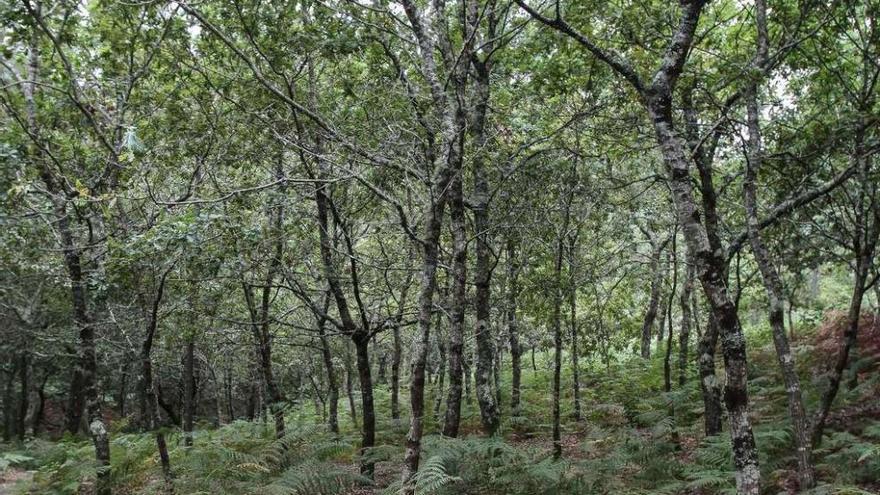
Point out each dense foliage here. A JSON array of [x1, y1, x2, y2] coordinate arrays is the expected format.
[[1, 0, 878, 494]]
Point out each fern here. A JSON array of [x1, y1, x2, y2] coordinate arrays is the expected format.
[[263, 459, 371, 495], [411, 455, 461, 494]]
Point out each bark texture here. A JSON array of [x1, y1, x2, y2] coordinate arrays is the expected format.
[[742, 3, 815, 483], [640, 232, 667, 358], [442, 173, 467, 438]]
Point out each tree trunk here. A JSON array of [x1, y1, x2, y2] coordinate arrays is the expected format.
[[183, 340, 195, 448], [243, 278, 286, 439], [72, 248, 111, 495], [683, 71, 727, 442], [698, 313, 723, 436], [665, 238, 680, 446], [141, 269, 174, 493], [656, 290, 669, 346], [462, 351, 472, 404], [318, 298, 339, 434], [550, 196, 572, 459], [493, 330, 503, 415], [391, 323, 402, 426], [679, 262, 693, 387], [506, 238, 522, 416], [354, 333, 376, 476], [641, 235, 666, 358], [23, 18, 108, 482], [23, 370, 40, 439], [344, 344, 358, 429], [551, 233, 565, 460], [471, 134, 499, 436], [567, 234, 581, 422], [812, 253, 874, 446], [742, 12, 815, 482], [442, 172, 467, 438], [433, 330, 447, 419], [17, 352, 29, 439], [664, 242, 677, 396], [3, 361, 18, 441], [33, 375, 47, 436], [647, 95, 760, 493], [118, 361, 128, 418], [400, 165, 456, 491], [64, 366, 84, 435], [398, 0, 469, 487]]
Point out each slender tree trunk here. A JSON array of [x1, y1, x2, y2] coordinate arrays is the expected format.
[[465, 4, 501, 436], [24, 373, 42, 438], [243, 278, 286, 439], [742, 11, 815, 482], [118, 361, 128, 418], [641, 235, 666, 358], [401, 166, 456, 491], [664, 244, 677, 396], [353, 333, 376, 476], [311, 147, 379, 476], [550, 196, 572, 459], [679, 262, 693, 387], [656, 290, 669, 346], [391, 324, 402, 426], [377, 349, 387, 386], [344, 344, 358, 428], [140, 269, 174, 493], [225, 366, 234, 422], [434, 331, 447, 419], [23, 15, 109, 484], [665, 238, 681, 446], [3, 364, 16, 442], [567, 235, 581, 422], [647, 96, 760, 493], [32, 375, 47, 436], [388, 264, 413, 429], [471, 133, 499, 437], [698, 314, 723, 437], [398, 0, 469, 487], [551, 233, 565, 460], [17, 352, 29, 439], [494, 337, 503, 414], [506, 238, 522, 416], [73, 247, 111, 495], [443, 173, 467, 438], [811, 88, 879, 446], [683, 79, 727, 442], [318, 301, 339, 435], [812, 255, 874, 446], [183, 340, 195, 448], [65, 367, 84, 435]]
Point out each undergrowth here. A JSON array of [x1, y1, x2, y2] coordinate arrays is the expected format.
[[3, 322, 879, 495]]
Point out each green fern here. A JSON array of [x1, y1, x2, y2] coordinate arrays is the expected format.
[[262, 459, 371, 495], [412, 455, 462, 494]]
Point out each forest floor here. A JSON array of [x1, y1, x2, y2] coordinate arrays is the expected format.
[[0, 469, 33, 495], [2, 312, 880, 494]]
